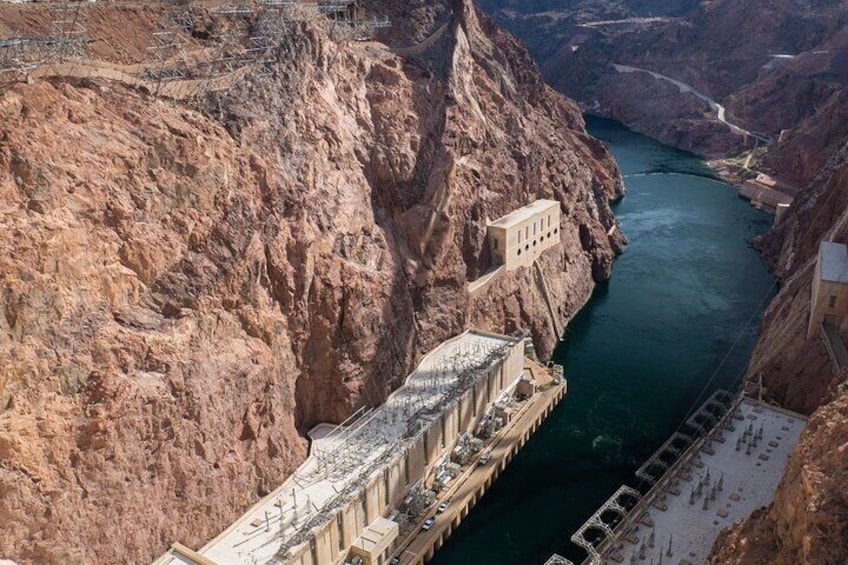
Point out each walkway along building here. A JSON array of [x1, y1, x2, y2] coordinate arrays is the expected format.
[[154, 329, 566, 565]]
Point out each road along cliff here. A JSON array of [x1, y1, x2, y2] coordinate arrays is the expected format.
[[0, 1, 624, 563], [480, 0, 848, 187]]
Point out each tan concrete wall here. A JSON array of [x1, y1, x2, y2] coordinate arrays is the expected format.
[[365, 477, 381, 524], [488, 202, 561, 271], [288, 544, 313, 565], [488, 226, 508, 266], [487, 370, 499, 403], [341, 502, 358, 549], [354, 495, 367, 536], [809, 261, 848, 336], [474, 381, 487, 423], [459, 391, 474, 434], [504, 343, 524, 385], [444, 403, 459, 447], [408, 437, 426, 483], [387, 459, 404, 507], [425, 422, 442, 464], [314, 521, 337, 565]]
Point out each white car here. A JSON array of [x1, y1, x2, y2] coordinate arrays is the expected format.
[[437, 500, 450, 514], [422, 517, 435, 531]]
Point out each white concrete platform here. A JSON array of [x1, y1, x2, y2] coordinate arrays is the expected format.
[[600, 399, 805, 565], [155, 330, 523, 565]]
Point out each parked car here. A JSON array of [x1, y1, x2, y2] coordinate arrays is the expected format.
[[477, 449, 492, 466], [437, 499, 451, 514], [422, 517, 435, 531], [389, 558, 400, 565]]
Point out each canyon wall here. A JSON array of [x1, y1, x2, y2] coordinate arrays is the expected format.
[[472, 2, 848, 562], [0, 1, 623, 563], [708, 143, 848, 564], [481, 0, 848, 183]]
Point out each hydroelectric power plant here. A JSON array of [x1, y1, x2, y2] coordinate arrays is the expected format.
[[156, 330, 566, 565]]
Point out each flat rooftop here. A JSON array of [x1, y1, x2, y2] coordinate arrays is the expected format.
[[156, 330, 522, 565], [600, 399, 805, 565], [819, 241, 848, 284], [488, 199, 559, 229]]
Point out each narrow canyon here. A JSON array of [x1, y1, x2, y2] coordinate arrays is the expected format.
[[1, 1, 847, 564]]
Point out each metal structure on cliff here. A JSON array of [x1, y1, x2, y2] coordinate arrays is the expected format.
[[50, 0, 90, 61]]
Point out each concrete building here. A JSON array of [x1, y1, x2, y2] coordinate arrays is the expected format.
[[739, 173, 795, 213], [154, 329, 530, 565], [807, 241, 848, 338], [487, 200, 561, 271]]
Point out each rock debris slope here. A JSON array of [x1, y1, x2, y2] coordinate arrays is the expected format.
[[0, 1, 623, 562]]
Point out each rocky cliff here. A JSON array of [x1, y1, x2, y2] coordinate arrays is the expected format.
[[474, 1, 848, 562], [0, 1, 623, 563]]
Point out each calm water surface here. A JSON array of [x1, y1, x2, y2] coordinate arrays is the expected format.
[[430, 117, 775, 564]]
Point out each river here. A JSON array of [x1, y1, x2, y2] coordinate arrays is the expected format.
[[429, 117, 775, 565]]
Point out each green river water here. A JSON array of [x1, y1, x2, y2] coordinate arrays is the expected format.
[[429, 117, 776, 565]]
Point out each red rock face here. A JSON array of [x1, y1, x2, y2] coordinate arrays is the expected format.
[[747, 145, 848, 413], [0, 2, 623, 563]]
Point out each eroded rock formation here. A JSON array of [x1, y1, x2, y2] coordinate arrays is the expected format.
[[0, 1, 623, 562]]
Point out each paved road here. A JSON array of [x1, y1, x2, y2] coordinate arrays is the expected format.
[[613, 63, 772, 143], [579, 17, 677, 28]]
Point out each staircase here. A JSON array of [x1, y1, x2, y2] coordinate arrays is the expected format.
[[532, 260, 561, 339], [820, 317, 848, 373]]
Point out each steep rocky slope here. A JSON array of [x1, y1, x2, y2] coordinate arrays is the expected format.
[[0, 1, 623, 563], [475, 1, 848, 562], [746, 142, 848, 412]]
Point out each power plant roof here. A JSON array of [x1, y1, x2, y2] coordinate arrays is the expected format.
[[488, 199, 560, 229], [819, 241, 848, 283]]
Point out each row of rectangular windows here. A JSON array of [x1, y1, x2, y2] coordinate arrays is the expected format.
[[517, 214, 555, 244], [492, 223, 558, 251]]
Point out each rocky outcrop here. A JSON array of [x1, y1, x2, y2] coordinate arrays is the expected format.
[[0, 1, 623, 563], [745, 143, 848, 412]]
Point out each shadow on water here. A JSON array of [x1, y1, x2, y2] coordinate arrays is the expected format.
[[430, 117, 775, 565]]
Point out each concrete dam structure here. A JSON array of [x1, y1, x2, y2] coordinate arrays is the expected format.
[[155, 330, 566, 565]]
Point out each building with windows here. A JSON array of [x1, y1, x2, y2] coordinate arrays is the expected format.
[[154, 330, 535, 565], [487, 200, 561, 271], [808, 241, 848, 338]]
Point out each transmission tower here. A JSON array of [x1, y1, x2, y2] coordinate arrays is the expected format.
[[50, 0, 90, 62], [144, 4, 193, 95]]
